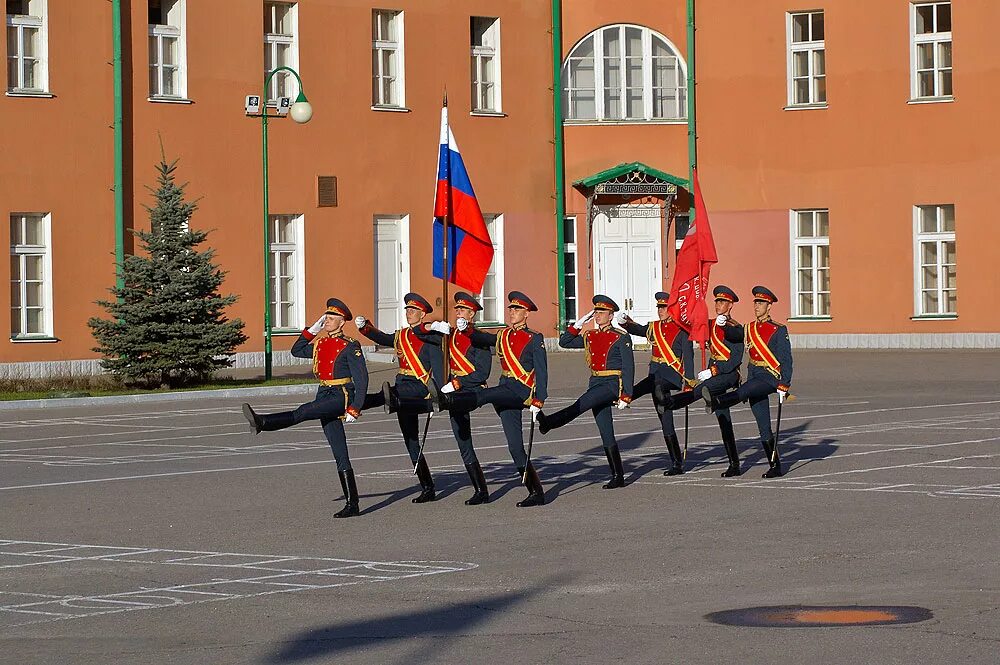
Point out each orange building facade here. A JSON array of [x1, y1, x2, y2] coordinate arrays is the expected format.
[[3, 0, 998, 377]]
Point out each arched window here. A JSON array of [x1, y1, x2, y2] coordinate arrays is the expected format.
[[563, 25, 687, 122]]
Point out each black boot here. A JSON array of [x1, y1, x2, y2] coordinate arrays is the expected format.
[[662, 433, 685, 475], [704, 387, 740, 415], [761, 436, 783, 478], [652, 382, 673, 413], [253, 410, 296, 432], [516, 463, 545, 507], [412, 456, 437, 503], [334, 470, 360, 518], [464, 462, 490, 505], [602, 446, 626, 489], [537, 404, 580, 435], [719, 418, 742, 477], [669, 389, 701, 412], [241, 403, 262, 433], [382, 382, 399, 414], [439, 390, 479, 414]]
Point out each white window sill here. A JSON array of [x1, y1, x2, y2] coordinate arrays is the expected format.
[[907, 96, 954, 105], [789, 316, 832, 322], [271, 329, 303, 336], [471, 110, 506, 118], [148, 96, 193, 104], [9, 336, 59, 343], [564, 119, 687, 126], [371, 105, 411, 113], [5, 90, 54, 98], [783, 103, 828, 111], [911, 314, 957, 320]]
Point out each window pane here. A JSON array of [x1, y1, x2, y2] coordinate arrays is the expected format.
[[818, 268, 830, 291], [944, 290, 956, 313], [798, 293, 813, 315], [10, 254, 20, 282], [936, 3, 952, 32], [941, 205, 955, 232], [22, 27, 37, 58], [921, 242, 937, 266], [817, 244, 830, 267], [280, 303, 293, 326], [23, 216, 42, 245], [797, 268, 814, 292], [938, 41, 952, 68], [21, 55, 35, 89], [562, 218, 575, 242], [915, 5, 935, 34], [798, 246, 813, 269], [791, 14, 809, 43], [273, 3, 292, 35], [917, 43, 934, 70], [921, 265, 938, 289], [794, 78, 810, 104], [811, 12, 825, 41], [943, 241, 956, 265], [792, 51, 809, 78], [278, 276, 292, 302], [816, 211, 829, 237], [940, 69, 952, 96], [10, 307, 21, 335], [7, 54, 16, 89], [919, 206, 937, 233], [276, 42, 290, 68], [603, 27, 620, 57], [26, 307, 42, 333], [797, 211, 813, 237], [278, 252, 293, 277], [563, 252, 576, 274], [565, 298, 577, 321], [817, 292, 830, 316], [24, 254, 42, 280], [7, 26, 16, 58], [625, 27, 642, 56], [814, 76, 826, 103], [24, 281, 41, 307], [945, 265, 957, 289], [922, 290, 938, 313], [813, 49, 825, 76]]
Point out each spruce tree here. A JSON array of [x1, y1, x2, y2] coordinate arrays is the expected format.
[[89, 155, 247, 388]]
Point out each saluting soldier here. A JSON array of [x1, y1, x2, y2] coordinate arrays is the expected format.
[[537, 295, 634, 489], [354, 293, 448, 503], [617, 292, 694, 476], [437, 291, 548, 507], [422, 292, 493, 505], [703, 285, 793, 478], [663, 285, 745, 477], [241, 298, 367, 518]]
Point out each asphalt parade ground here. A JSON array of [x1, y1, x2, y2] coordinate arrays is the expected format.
[[1, 350, 998, 664]]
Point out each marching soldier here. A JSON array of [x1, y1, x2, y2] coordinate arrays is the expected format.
[[436, 291, 548, 507], [423, 292, 493, 505], [663, 286, 745, 477], [703, 285, 793, 478], [354, 293, 448, 503], [537, 295, 634, 489], [617, 292, 694, 476], [241, 298, 367, 518]]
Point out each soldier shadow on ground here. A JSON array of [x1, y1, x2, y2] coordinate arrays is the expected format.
[[263, 573, 572, 665], [357, 484, 422, 515]]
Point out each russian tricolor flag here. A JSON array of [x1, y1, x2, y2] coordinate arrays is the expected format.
[[432, 104, 494, 293]]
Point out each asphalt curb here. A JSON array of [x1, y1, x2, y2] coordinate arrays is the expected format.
[[0, 383, 320, 412]]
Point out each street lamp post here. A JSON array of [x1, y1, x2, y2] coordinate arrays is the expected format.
[[247, 66, 313, 380]]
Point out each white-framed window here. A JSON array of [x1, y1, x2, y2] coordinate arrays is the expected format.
[[470, 16, 501, 113], [563, 24, 686, 122], [10, 212, 52, 339], [372, 9, 404, 108], [910, 2, 952, 100], [5, 0, 48, 94], [269, 214, 305, 331], [786, 10, 826, 107], [478, 214, 504, 324], [148, 0, 186, 99], [563, 216, 579, 323], [913, 204, 956, 316], [790, 209, 830, 318], [264, 1, 298, 104]]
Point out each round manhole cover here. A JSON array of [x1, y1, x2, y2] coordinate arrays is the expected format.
[[705, 605, 933, 628]]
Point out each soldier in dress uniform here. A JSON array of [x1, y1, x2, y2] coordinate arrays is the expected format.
[[241, 298, 367, 518], [663, 285, 745, 477], [436, 291, 548, 507], [703, 285, 793, 478], [616, 292, 694, 476], [536, 295, 635, 489], [421, 292, 493, 505], [354, 293, 448, 503]]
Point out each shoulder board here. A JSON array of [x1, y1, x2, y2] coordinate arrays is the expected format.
[[773, 321, 786, 328], [612, 328, 627, 337], [726, 318, 741, 326], [341, 335, 358, 343]]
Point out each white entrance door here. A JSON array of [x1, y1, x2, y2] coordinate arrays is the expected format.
[[593, 204, 662, 344], [374, 215, 410, 335]]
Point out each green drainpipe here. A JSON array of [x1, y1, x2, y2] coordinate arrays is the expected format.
[[552, 0, 567, 329], [112, 0, 125, 293], [686, 0, 697, 188]]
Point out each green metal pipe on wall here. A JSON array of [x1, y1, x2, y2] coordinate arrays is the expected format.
[[552, 0, 567, 329], [112, 0, 125, 292]]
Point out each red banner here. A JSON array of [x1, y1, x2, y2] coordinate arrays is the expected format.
[[667, 168, 718, 345]]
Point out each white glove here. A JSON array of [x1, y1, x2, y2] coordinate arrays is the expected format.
[[614, 312, 629, 326], [615, 400, 629, 410], [529, 405, 541, 421], [344, 413, 357, 424], [456, 317, 469, 332], [716, 314, 728, 326], [440, 382, 456, 394], [354, 316, 367, 329], [573, 309, 594, 329], [307, 315, 326, 335], [697, 369, 713, 382], [429, 321, 451, 334], [777, 389, 788, 403]]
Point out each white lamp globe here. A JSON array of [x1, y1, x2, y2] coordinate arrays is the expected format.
[[290, 100, 313, 124]]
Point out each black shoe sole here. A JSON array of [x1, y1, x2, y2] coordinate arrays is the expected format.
[[721, 466, 742, 477], [516, 495, 545, 507], [464, 493, 490, 506], [602, 479, 626, 489], [333, 506, 359, 518], [663, 467, 684, 476], [412, 491, 437, 503], [241, 403, 260, 434]]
